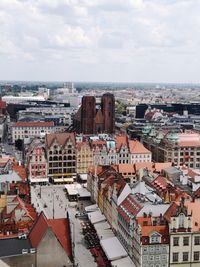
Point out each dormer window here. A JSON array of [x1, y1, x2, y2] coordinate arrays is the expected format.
[[150, 232, 161, 244]]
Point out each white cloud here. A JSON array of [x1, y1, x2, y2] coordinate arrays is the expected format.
[[0, 0, 200, 82]]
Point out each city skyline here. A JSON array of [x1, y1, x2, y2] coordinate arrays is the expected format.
[[0, 0, 200, 83]]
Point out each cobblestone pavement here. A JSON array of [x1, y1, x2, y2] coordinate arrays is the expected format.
[[31, 185, 96, 267]]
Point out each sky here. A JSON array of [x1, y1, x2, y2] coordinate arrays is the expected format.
[[0, 0, 200, 83]]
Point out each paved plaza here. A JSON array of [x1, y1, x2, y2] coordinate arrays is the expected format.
[[31, 185, 96, 267]]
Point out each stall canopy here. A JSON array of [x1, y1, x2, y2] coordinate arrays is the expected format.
[[79, 174, 87, 181], [100, 237, 128, 261], [65, 184, 91, 198], [85, 204, 98, 213], [111, 256, 136, 267], [88, 210, 106, 224], [29, 178, 48, 183], [77, 187, 91, 198]]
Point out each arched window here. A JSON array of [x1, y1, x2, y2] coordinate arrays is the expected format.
[[49, 156, 52, 161], [68, 156, 72, 160], [53, 156, 58, 161], [59, 156, 62, 161], [68, 150, 72, 154], [179, 213, 185, 228], [49, 151, 53, 155]]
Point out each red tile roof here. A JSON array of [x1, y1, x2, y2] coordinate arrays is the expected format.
[[152, 175, 170, 192], [118, 164, 135, 174], [118, 194, 142, 222], [129, 140, 151, 154], [29, 212, 48, 248], [13, 164, 27, 181], [13, 121, 54, 127], [115, 134, 128, 151], [48, 218, 73, 259], [164, 202, 178, 222], [29, 212, 73, 259]]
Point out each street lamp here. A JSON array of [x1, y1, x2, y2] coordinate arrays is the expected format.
[[52, 189, 56, 219]]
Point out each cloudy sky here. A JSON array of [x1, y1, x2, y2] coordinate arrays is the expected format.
[[0, 0, 200, 83]]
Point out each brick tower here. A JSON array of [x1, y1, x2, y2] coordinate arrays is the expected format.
[[101, 93, 115, 133], [81, 96, 96, 134]]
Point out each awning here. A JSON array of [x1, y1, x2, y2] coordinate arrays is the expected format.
[[94, 221, 111, 231], [53, 178, 74, 183], [85, 204, 99, 212], [95, 227, 114, 240], [88, 210, 106, 224], [111, 256, 136, 267], [79, 174, 87, 181], [29, 178, 48, 183], [77, 188, 91, 198], [100, 237, 128, 261]]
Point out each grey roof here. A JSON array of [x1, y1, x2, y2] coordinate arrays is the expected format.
[[0, 238, 31, 258], [0, 171, 22, 183]]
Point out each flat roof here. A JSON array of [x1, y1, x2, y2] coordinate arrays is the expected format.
[[0, 238, 31, 257], [100, 237, 128, 261]]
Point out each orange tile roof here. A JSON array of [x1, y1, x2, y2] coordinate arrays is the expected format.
[[134, 162, 154, 172], [154, 162, 172, 172], [185, 202, 200, 232], [129, 140, 151, 154], [118, 164, 135, 174], [137, 217, 169, 236], [13, 121, 54, 127], [115, 134, 128, 151], [179, 133, 200, 147]]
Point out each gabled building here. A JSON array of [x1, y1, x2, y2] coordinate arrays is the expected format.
[[46, 132, 76, 183], [129, 139, 152, 163], [165, 199, 200, 266], [26, 139, 48, 184], [76, 141, 93, 174], [116, 135, 130, 164], [28, 212, 73, 267]]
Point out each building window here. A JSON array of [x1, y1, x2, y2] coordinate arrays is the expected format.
[[150, 233, 161, 244], [179, 213, 185, 228], [183, 237, 189, 246], [173, 237, 179, 246], [194, 251, 200, 261], [173, 253, 179, 262], [183, 252, 189, 262], [195, 236, 200, 245]]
